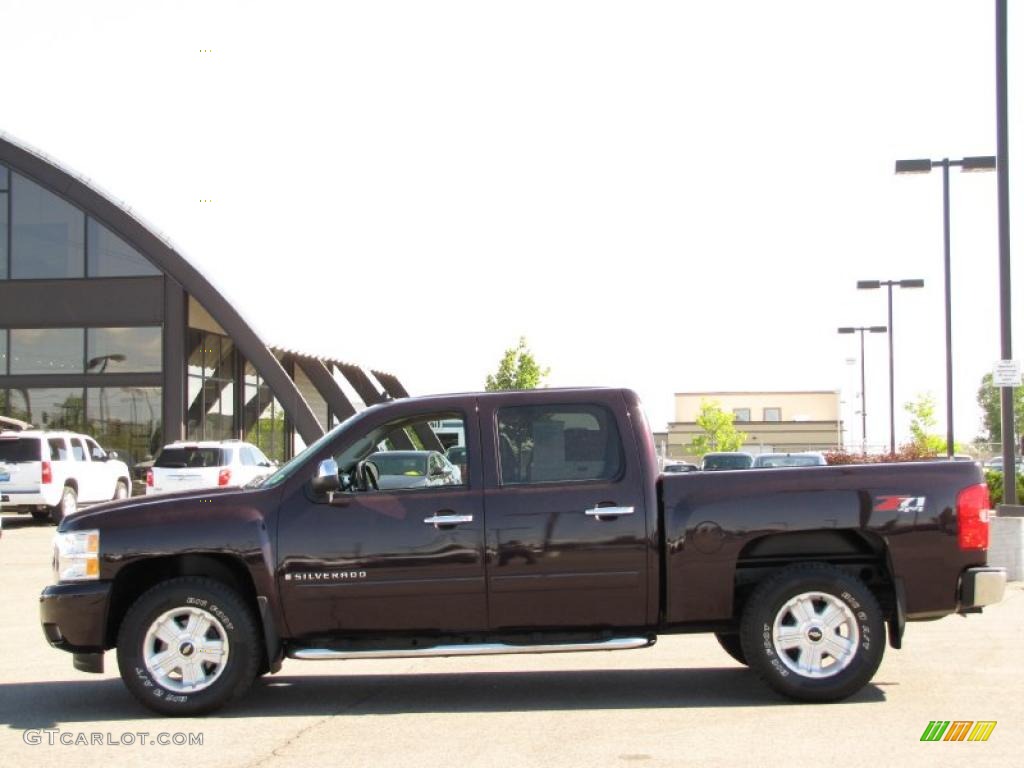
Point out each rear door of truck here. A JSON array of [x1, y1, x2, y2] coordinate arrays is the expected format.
[[479, 390, 649, 629]]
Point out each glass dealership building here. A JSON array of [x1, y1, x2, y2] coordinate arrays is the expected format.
[[0, 134, 407, 480]]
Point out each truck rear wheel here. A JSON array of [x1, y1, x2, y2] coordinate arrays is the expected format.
[[116, 577, 260, 716], [739, 563, 885, 702], [714, 632, 747, 665]]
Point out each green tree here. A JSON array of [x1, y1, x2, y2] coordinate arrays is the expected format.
[[485, 337, 550, 391], [904, 393, 946, 456], [686, 399, 747, 456], [976, 373, 1024, 444]]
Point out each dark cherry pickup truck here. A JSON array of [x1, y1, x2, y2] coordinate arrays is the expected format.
[[40, 388, 1007, 715]]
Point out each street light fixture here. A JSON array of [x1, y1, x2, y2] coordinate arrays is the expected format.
[[857, 279, 925, 453], [895, 155, 996, 458], [837, 326, 888, 453]]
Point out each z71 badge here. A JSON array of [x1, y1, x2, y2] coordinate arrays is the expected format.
[[873, 495, 927, 514]]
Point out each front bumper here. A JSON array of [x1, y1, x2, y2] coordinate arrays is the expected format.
[[958, 567, 1007, 612], [39, 581, 112, 653]]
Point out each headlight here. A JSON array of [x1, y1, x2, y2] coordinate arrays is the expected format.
[[53, 530, 101, 582]]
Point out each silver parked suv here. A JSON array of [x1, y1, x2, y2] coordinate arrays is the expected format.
[[0, 430, 131, 524]]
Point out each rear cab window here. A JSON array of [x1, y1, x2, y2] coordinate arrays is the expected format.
[[496, 404, 623, 485], [0, 437, 42, 463], [155, 447, 227, 468]]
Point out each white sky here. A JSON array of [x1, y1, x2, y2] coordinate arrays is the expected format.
[[1, 0, 1020, 448]]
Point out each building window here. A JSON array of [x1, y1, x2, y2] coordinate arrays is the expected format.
[[86, 219, 159, 277], [243, 360, 286, 463], [86, 386, 162, 473], [763, 407, 781, 422], [10, 172, 86, 279], [187, 330, 236, 441], [3, 169, 158, 281], [0, 330, 6, 374], [6, 388, 86, 431], [86, 327, 162, 373], [9, 328, 85, 374], [733, 408, 751, 422], [0, 165, 8, 280]]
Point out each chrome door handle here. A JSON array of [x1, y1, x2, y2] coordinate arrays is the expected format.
[[585, 506, 635, 517], [424, 514, 474, 527]]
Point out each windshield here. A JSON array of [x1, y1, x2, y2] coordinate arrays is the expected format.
[[369, 452, 428, 476], [703, 454, 752, 470], [754, 455, 822, 468]]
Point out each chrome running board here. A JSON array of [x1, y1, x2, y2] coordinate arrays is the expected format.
[[288, 636, 654, 661]]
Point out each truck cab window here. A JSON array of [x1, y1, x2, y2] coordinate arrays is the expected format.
[[497, 404, 622, 484]]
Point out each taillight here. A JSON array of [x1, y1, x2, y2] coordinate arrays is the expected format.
[[218, 468, 231, 487], [957, 483, 991, 550], [146, 469, 154, 487], [41, 461, 52, 485]]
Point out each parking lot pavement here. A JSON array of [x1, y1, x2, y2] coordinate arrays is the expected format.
[[1, 514, 1022, 768]]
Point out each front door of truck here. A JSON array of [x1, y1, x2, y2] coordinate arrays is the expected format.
[[276, 399, 487, 639], [479, 391, 649, 630]]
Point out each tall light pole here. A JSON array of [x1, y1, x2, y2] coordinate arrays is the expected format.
[[996, 0, 1017, 504], [838, 326, 888, 453], [895, 155, 996, 458], [857, 279, 925, 453]]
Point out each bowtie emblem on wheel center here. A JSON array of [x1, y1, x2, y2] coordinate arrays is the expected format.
[[179, 642, 195, 657], [806, 627, 824, 643]]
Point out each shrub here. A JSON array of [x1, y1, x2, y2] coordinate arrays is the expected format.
[[985, 469, 1024, 506], [824, 444, 940, 466]]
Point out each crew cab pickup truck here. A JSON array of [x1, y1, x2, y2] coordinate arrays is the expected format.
[[39, 388, 1006, 716]]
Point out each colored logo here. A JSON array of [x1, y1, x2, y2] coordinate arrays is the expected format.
[[920, 721, 997, 742], [873, 495, 927, 514]]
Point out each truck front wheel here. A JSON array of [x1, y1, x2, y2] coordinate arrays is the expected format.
[[739, 563, 885, 702], [714, 633, 747, 665], [116, 577, 260, 716]]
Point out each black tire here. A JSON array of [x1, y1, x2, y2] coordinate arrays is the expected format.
[[116, 577, 261, 716], [113, 480, 130, 501], [739, 563, 885, 703], [30, 509, 51, 523], [715, 632, 747, 665], [49, 485, 77, 525]]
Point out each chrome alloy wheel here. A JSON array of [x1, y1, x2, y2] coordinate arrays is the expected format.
[[143, 607, 231, 693], [771, 591, 859, 679], [62, 489, 77, 517]]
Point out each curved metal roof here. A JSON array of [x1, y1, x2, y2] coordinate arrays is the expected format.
[[0, 132, 324, 442]]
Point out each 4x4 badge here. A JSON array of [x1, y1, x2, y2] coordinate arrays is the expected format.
[[873, 495, 927, 514]]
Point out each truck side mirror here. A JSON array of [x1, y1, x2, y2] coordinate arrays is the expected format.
[[312, 458, 341, 494]]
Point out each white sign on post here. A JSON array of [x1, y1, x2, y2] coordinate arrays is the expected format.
[[993, 360, 1022, 387]]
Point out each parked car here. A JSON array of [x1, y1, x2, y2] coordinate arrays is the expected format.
[[663, 461, 698, 473], [752, 452, 827, 469], [40, 388, 1005, 716], [984, 456, 1022, 474], [0, 430, 131, 523], [146, 440, 275, 496], [367, 450, 461, 490], [701, 451, 754, 471]]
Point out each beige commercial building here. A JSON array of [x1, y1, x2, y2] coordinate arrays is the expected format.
[[661, 391, 843, 462]]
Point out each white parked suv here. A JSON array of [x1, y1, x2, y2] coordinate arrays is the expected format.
[[146, 440, 276, 495], [0, 430, 132, 524]]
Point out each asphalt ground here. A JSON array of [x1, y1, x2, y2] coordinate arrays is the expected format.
[[1, 513, 1022, 768]]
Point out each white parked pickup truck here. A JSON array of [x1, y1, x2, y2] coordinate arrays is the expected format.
[[0, 430, 132, 523]]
